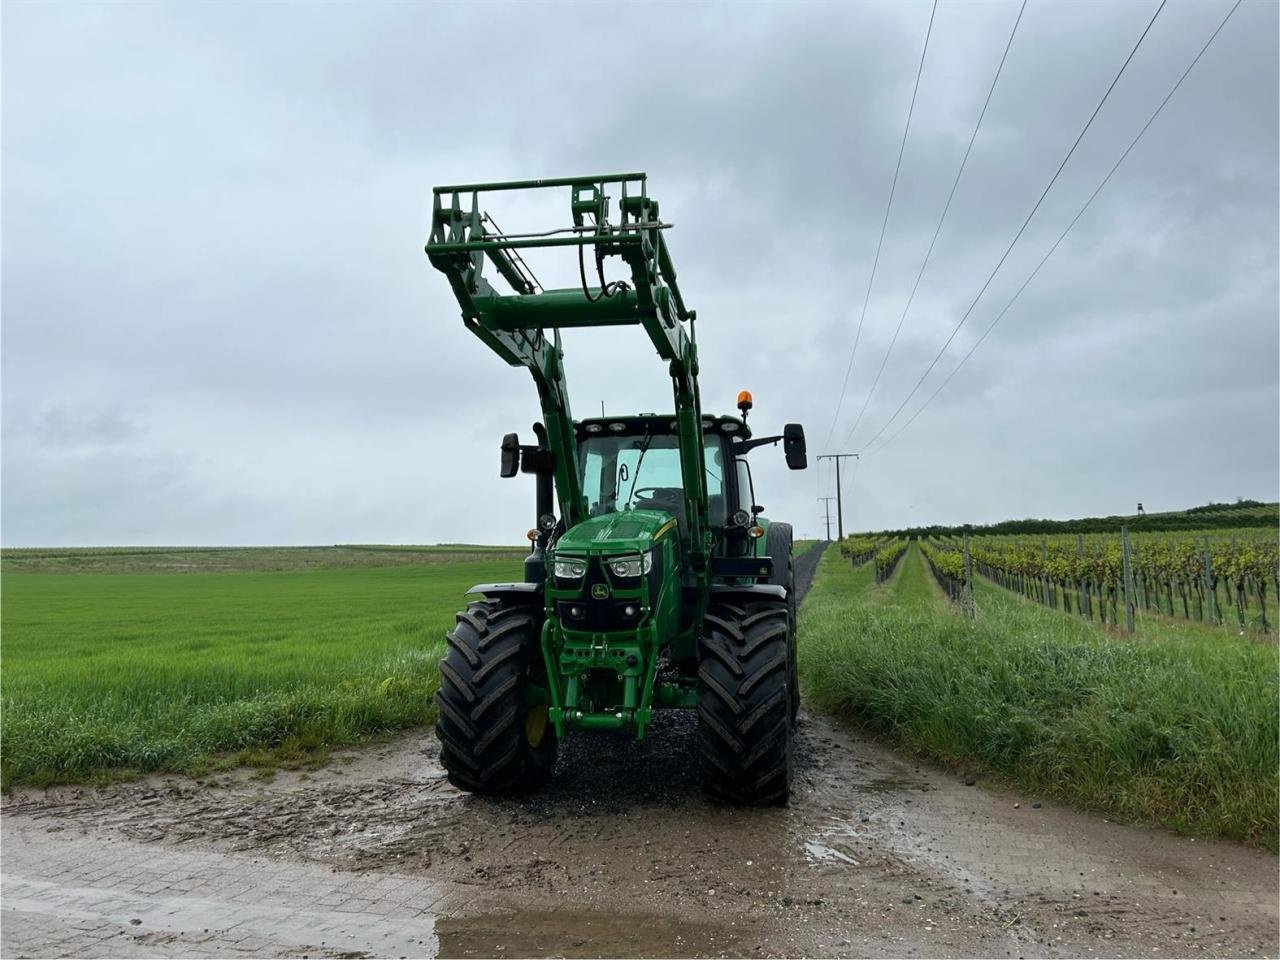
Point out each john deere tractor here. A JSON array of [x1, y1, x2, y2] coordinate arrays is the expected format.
[[425, 174, 807, 805]]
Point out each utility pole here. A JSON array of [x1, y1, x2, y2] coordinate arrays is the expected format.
[[817, 497, 836, 541], [816, 453, 859, 541]]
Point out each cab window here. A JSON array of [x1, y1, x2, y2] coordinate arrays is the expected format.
[[579, 433, 726, 521]]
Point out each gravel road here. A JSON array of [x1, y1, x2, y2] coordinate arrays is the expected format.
[[4, 543, 1276, 958]]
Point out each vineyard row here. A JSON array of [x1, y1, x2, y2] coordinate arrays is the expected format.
[[921, 528, 1277, 632], [837, 537, 910, 584]]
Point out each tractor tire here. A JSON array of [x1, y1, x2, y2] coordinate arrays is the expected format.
[[697, 598, 793, 806], [766, 521, 800, 722], [434, 599, 557, 795]]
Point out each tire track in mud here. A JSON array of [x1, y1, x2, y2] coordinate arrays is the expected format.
[[4, 539, 1277, 958]]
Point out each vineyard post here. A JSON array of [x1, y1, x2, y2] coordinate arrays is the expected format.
[[1231, 534, 1244, 627], [1077, 533, 1088, 619], [1133, 540, 1144, 610], [1041, 537, 1050, 607], [1201, 537, 1217, 625], [963, 531, 975, 619], [1121, 526, 1135, 633]]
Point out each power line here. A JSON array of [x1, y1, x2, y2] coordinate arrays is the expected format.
[[822, 0, 938, 451], [854, 0, 1168, 455], [866, 0, 1245, 457], [840, 0, 1028, 451]]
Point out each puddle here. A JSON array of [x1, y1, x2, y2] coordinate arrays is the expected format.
[[852, 776, 931, 794], [804, 839, 859, 865], [436, 908, 749, 958]]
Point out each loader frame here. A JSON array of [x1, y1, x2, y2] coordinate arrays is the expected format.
[[427, 174, 712, 592]]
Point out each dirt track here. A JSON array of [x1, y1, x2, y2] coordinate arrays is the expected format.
[[3, 544, 1277, 958]]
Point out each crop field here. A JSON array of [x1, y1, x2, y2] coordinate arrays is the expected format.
[[0, 547, 524, 787], [803, 543, 1279, 847]]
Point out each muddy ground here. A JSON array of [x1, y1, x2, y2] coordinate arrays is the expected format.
[[3, 545, 1277, 958]]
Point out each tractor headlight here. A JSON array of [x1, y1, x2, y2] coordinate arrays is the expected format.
[[608, 554, 652, 579], [553, 557, 587, 580]]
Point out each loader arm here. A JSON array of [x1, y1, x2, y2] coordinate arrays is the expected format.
[[425, 174, 710, 586]]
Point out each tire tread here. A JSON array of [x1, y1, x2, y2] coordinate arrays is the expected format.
[[697, 599, 793, 805], [434, 600, 555, 795]]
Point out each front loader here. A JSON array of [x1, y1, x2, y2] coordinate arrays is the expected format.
[[425, 173, 807, 805]]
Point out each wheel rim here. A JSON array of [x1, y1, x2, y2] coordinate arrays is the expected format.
[[524, 704, 549, 748]]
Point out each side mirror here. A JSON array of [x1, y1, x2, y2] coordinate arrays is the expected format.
[[783, 423, 807, 470], [500, 432, 520, 478]]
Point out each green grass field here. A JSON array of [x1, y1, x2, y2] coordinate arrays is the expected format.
[[1, 553, 521, 786], [0, 544, 528, 574], [801, 544, 1279, 848]]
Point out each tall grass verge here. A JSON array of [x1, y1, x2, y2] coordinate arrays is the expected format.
[[801, 546, 1279, 848]]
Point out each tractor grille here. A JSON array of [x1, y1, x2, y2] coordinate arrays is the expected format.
[[557, 557, 645, 632], [558, 598, 640, 632]]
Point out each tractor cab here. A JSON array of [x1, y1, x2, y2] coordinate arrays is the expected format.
[[572, 411, 805, 566], [576, 414, 744, 526]]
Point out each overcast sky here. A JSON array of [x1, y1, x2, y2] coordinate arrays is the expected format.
[[3, 0, 1276, 546]]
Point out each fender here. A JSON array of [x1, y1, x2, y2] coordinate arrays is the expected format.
[[464, 582, 543, 607], [709, 583, 787, 603]]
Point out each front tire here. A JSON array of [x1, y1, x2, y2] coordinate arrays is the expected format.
[[435, 599, 557, 795], [697, 598, 793, 806]]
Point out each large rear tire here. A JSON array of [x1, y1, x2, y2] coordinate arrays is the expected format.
[[435, 599, 557, 795], [766, 522, 799, 722], [697, 598, 793, 806]]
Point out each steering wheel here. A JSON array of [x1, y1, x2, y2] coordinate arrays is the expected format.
[[629, 486, 682, 507]]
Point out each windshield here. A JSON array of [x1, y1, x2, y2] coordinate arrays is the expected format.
[[580, 433, 726, 521]]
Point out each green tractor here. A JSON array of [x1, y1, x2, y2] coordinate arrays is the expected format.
[[425, 174, 808, 805]]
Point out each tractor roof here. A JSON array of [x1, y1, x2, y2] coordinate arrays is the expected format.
[[575, 413, 752, 440]]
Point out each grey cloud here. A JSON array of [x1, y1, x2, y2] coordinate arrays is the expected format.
[[2, 0, 1275, 545]]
